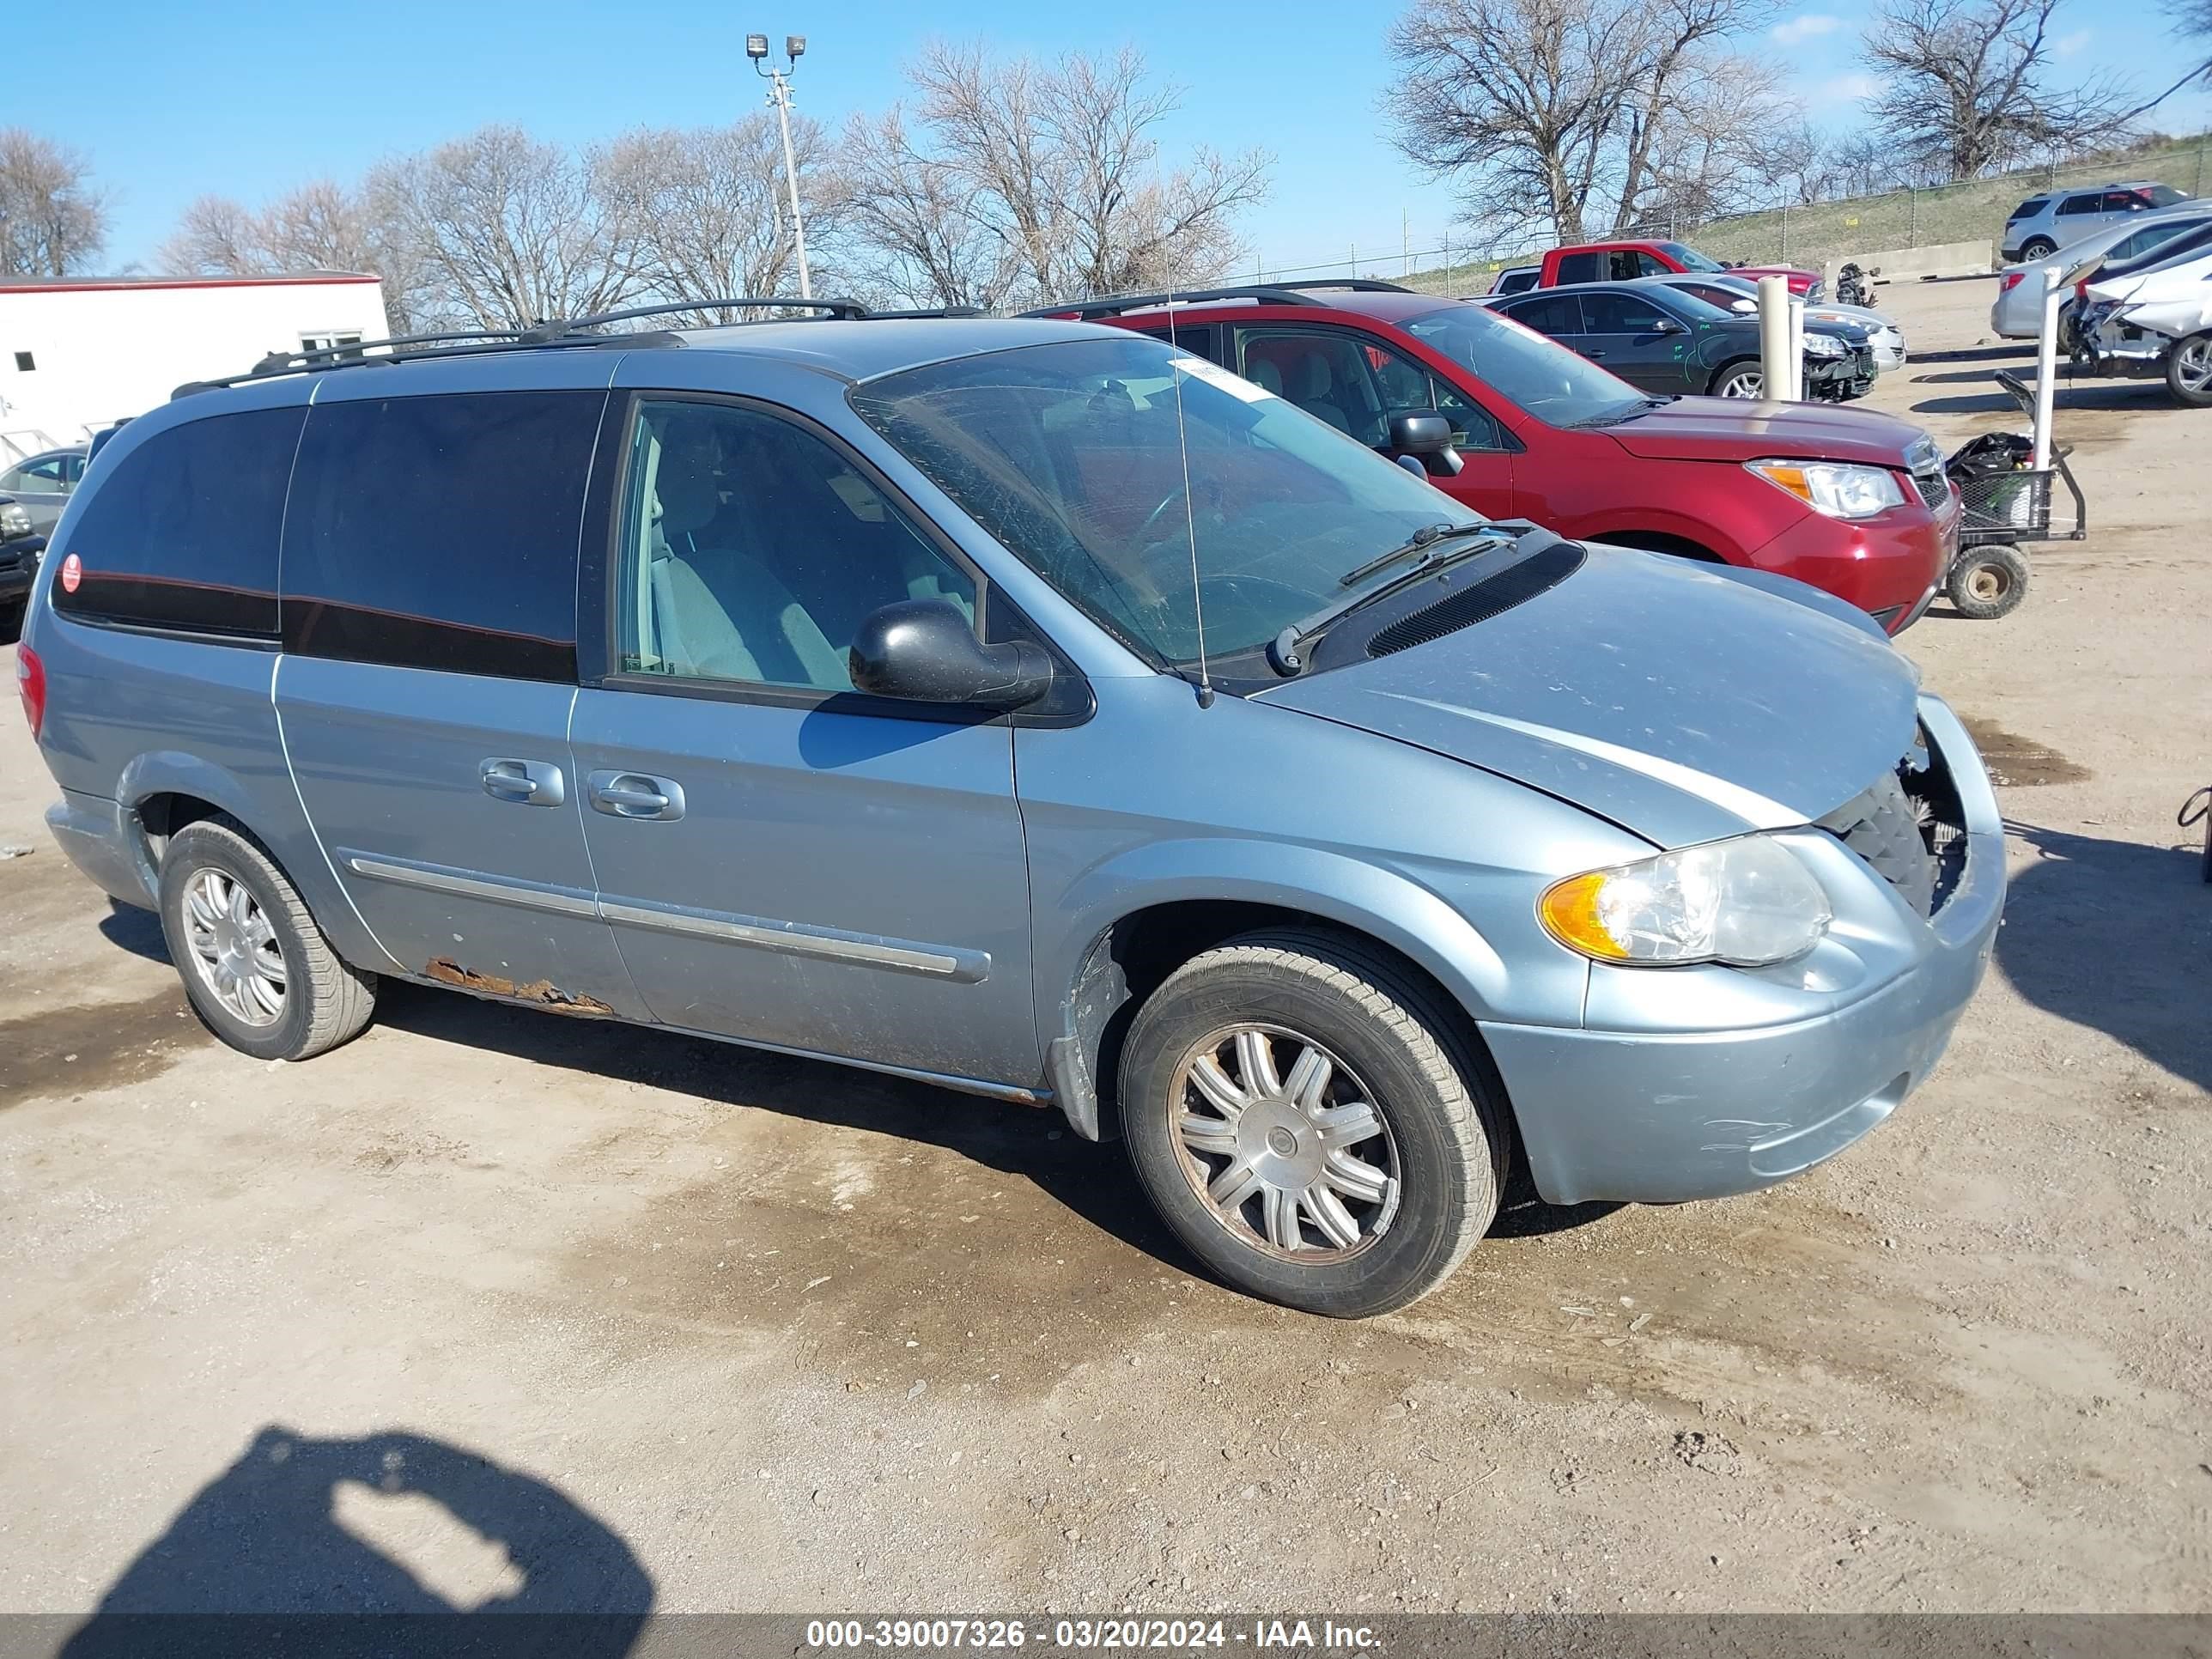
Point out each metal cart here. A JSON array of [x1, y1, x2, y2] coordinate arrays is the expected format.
[[1940, 368, 2087, 620]]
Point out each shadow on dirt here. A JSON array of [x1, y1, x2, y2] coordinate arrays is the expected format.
[[1911, 381, 2166, 416], [1997, 822, 2210, 1094], [371, 979, 1209, 1276], [59, 1425, 653, 1657]]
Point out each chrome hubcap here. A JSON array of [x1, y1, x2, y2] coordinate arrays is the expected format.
[[2177, 339, 2212, 393], [183, 869, 287, 1027], [1170, 1025, 1400, 1259]]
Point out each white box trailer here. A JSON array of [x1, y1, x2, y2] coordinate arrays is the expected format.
[[0, 272, 389, 461]]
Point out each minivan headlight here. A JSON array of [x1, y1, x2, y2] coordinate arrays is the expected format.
[[1746, 459, 1905, 520], [1540, 835, 1832, 967]]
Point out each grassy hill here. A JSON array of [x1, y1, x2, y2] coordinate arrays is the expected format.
[[1400, 132, 2212, 295]]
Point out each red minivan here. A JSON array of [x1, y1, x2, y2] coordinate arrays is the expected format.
[[1538, 240, 1823, 299], [1037, 281, 1957, 634]]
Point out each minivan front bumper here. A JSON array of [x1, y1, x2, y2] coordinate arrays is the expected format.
[[1479, 697, 2004, 1207]]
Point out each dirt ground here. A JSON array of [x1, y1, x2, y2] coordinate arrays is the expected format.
[[1, 276, 2206, 1624]]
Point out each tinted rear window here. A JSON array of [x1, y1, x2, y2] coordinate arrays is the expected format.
[[1554, 252, 1601, 284], [2147, 184, 2186, 207], [52, 406, 304, 638], [281, 391, 603, 681], [2009, 196, 2048, 218]]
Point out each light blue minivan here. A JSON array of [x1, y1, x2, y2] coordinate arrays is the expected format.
[[16, 305, 2005, 1316]]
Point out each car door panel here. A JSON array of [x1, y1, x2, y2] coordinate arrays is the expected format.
[[1578, 292, 1695, 393], [272, 379, 646, 1018], [567, 391, 1041, 1089]]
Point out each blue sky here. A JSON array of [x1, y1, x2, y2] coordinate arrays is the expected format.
[[19, 0, 2208, 275]]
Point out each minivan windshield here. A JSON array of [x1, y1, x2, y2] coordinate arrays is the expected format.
[[1401, 302, 1648, 429], [852, 336, 1486, 667], [1658, 241, 1726, 272]]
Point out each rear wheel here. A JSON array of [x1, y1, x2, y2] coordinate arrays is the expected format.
[[1946, 543, 2029, 620], [2020, 236, 2057, 261], [157, 816, 377, 1061], [1710, 362, 1765, 398], [1120, 928, 1505, 1318], [2166, 331, 2212, 408]]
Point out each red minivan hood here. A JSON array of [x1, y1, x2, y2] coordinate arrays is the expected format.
[[1601, 396, 1926, 465]]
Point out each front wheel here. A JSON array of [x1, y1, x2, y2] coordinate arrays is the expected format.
[[1946, 543, 2029, 620], [2166, 331, 2212, 407], [1120, 928, 1506, 1318], [1710, 362, 1765, 398]]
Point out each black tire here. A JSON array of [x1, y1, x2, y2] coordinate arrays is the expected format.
[[1708, 360, 1765, 398], [2020, 237, 2057, 261], [1945, 543, 2029, 620], [1120, 927, 1506, 1318], [157, 815, 377, 1061], [2164, 331, 2212, 408]]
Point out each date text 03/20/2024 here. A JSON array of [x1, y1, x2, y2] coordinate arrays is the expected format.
[[804, 1619, 1379, 1651]]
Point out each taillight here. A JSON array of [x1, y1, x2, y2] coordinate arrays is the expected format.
[[15, 641, 45, 739], [2001, 272, 2024, 292]]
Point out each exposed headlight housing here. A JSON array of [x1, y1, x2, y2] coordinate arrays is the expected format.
[[1540, 835, 1832, 968], [1746, 459, 1905, 520], [0, 501, 30, 539], [1804, 332, 1846, 357]]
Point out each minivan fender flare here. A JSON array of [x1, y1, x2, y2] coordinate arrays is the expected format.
[[112, 749, 399, 972], [1041, 839, 1513, 1140]]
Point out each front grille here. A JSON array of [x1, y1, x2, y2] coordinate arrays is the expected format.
[[1366, 542, 1585, 658], [1818, 771, 1936, 916], [1817, 726, 1969, 918]]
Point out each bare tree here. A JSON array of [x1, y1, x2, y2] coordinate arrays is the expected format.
[[842, 106, 1024, 309], [1382, 0, 1781, 246], [849, 42, 1270, 307], [159, 180, 426, 333], [1867, 0, 2132, 179], [0, 129, 109, 277], [594, 114, 842, 320], [365, 125, 645, 331]]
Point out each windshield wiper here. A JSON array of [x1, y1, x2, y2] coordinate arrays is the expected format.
[[1271, 525, 1517, 675], [1336, 521, 1497, 587]]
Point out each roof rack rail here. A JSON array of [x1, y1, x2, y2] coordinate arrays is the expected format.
[[523, 295, 866, 337], [1017, 284, 1327, 322], [858, 305, 988, 319], [1272, 277, 1415, 294], [174, 295, 870, 398]]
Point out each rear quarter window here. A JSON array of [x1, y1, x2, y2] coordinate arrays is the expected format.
[[1554, 252, 1602, 284], [52, 406, 305, 638], [2009, 196, 2049, 218], [280, 390, 604, 682]]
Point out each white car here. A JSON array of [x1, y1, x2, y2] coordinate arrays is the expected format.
[[1991, 204, 2212, 338], [1647, 274, 1907, 370], [2080, 244, 2212, 405]]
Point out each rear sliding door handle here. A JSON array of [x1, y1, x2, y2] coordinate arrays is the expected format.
[[481, 758, 566, 806], [587, 770, 686, 822]]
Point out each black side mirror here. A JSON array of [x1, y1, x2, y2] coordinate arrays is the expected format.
[[1387, 411, 1463, 477], [848, 599, 1054, 710]]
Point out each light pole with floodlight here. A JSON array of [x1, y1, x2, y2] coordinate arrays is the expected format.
[[748, 32, 812, 300]]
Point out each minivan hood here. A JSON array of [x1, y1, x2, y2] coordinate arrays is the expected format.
[[1259, 547, 1920, 849], [1601, 397, 1926, 465]]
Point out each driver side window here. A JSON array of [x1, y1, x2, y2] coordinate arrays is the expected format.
[[617, 398, 976, 691]]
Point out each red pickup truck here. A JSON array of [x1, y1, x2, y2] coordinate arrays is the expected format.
[[1539, 240, 1823, 300]]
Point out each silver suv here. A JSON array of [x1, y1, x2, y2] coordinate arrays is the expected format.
[[17, 300, 2005, 1318], [2002, 180, 2190, 262]]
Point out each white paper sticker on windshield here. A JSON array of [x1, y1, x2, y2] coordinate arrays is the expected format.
[[1175, 356, 1275, 403]]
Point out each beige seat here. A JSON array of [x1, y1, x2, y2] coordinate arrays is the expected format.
[[650, 545, 848, 690]]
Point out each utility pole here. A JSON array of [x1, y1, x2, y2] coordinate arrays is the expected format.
[[748, 32, 812, 300]]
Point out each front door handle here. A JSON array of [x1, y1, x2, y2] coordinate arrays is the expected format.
[[588, 770, 686, 822], [481, 758, 566, 806]]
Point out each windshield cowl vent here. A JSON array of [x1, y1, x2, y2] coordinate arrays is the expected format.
[[1366, 542, 1585, 658]]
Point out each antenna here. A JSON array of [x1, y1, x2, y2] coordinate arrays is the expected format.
[[1163, 289, 1215, 709]]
